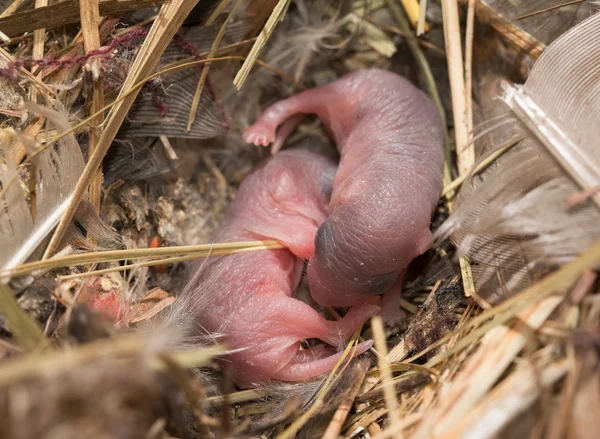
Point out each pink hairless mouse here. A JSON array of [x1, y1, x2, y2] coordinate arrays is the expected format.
[[181, 150, 378, 388], [244, 69, 444, 317]]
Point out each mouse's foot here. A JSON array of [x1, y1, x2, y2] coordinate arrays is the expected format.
[[271, 340, 372, 382], [243, 122, 276, 147]]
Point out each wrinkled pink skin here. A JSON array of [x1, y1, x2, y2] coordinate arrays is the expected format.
[[183, 150, 379, 388], [244, 69, 445, 310]]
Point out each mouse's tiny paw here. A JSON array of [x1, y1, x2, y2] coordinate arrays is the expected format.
[[243, 123, 275, 147]]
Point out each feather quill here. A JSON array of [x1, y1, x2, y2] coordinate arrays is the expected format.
[[435, 13, 600, 302]]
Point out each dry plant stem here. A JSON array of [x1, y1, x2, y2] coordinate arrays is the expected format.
[[441, 0, 472, 175], [233, 0, 291, 89], [2, 240, 282, 279], [205, 0, 233, 24], [465, 0, 476, 138], [0, 283, 47, 352], [80, 0, 104, 212], [187, 0, 243, 131], [442, 359, 569, 439], [30, 0, 47, 104], [322, 365, 368, 439], [467, 0, 544, 59], [417, 0, 428, 35], [42, 0, 203, 259], [372, 316, 401, 430], [567, 182, 600, 206], [0, 0, 166, 37], [411, 260, 598, 439], [372, 413, 422, 439], [205, 388, 269, 406], [0, 0, 26, 17], [58, 242, 283, 280], [441, 0, 475, 297], [403, 238, 600, 370], [9, 116, 45, 164]]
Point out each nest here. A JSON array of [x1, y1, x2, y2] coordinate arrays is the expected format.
[[0, 0, 598, 438]]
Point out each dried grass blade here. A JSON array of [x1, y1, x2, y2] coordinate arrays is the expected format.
[[79, 0, 104, 212], [2, 240, 283, 279], [414, 295, 563, 437], [233, 0, 291, 89], [417, 0, 428, 35], [0, 283, 47, 352], [441, 0, 477, 298], [57, 242, 284, 280], [372, 316, 401, 430]]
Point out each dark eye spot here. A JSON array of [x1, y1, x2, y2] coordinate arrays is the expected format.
[[314, 220, 335, 258]]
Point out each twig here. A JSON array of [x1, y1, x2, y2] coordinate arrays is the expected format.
[[417, 0, 428, 35], [80, 0, 104, 212], [0, 0, 166, 37], [441, 0, 476, 297], [30, 0, 47, 104], [441, 0, 472, 175], [372, 316, 401, 431], [465, 0, 476, 139]]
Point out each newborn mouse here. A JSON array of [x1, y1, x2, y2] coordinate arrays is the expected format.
[[180, 149, 378, 388], [244, 69, 444, 320]]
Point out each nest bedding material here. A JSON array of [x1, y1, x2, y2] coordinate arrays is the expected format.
[[0, 0, 598, 438]]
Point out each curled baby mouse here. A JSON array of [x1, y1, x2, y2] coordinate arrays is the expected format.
[[244, 69, 445, 320], [179, 149, 379, 388]]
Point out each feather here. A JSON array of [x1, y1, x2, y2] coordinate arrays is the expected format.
[[0, 104, 84, 273], [435, 13, 600, 303]]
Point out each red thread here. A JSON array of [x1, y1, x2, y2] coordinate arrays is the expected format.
[[152, 94, 168, 116], [0, 28, 148, 81]]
